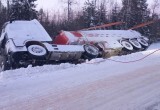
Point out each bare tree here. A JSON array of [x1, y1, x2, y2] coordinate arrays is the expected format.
[[61, 0, 77, 21], [151, 0, 160, 16]]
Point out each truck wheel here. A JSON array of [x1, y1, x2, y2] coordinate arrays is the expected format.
[[0, 56, 11, 71], [121, 40, 133, 51], [129, 39, 142, 49], [94, 42, 105, 57], [27, 45, 47, 57], [83, 44, 99, 59], [137, 38, 149, 47]]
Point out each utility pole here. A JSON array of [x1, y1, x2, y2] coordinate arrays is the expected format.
[[7, 0, 10, 20], [68, 0, 71, 21], [62, 0, 76, 21], [125, 0, 131, 29]]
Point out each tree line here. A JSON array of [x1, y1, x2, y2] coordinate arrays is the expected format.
[[0, 0, 160, 41]]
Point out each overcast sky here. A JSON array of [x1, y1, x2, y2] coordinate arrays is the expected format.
[[35, 0, 84, 12], [35, 0, 154, 11], [0, 0, 156, 13]]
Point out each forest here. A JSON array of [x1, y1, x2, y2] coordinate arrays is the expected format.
[[0, 0, 160, 41]]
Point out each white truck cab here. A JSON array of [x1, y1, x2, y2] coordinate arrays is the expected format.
[[0, 19, 99, 71]]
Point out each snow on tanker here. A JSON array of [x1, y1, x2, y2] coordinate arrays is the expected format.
[[54, 30, 149, 58]]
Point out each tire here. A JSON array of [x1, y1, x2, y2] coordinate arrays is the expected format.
[[0, 55, 11, 71], [27, 45, 47, 57], [121, 40, 133, 51], [137, 38, 149, 47], [83, 44, 99, 59], [129, 39, 142, 49], [94, 43, 105, 57]]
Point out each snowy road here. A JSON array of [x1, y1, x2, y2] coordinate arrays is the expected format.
[[0, 43, 160, 110]]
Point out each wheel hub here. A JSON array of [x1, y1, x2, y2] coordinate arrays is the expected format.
[[31, 47, 44, 54]]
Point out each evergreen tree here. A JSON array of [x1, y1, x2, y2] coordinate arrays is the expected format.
[[0, 1, 2, 12], [96, 1, 107, 26], [82, 0, 97, 28], [149, 14, 160, 42], [0, 1, 8, 29], [10, 0, 37, 21], [110, 2, 121, 29], [120, 0, 150, 30]]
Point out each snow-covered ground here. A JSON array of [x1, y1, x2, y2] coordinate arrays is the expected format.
[[0, 43, 160, 110]]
